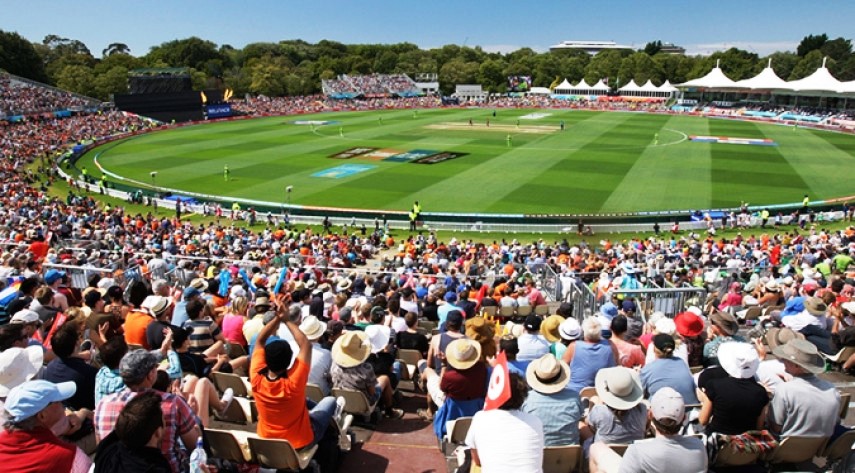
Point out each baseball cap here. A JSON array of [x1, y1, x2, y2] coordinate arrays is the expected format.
[[10, 310, 40, 325], [444, 291, 458, 303], [5, 380, 76, 422], [183, 287, 201, 300], [446, 310, 464, 327], [650, 387, 685, 423], [524, 314, 542, 331], [44, 269, 65, 285]]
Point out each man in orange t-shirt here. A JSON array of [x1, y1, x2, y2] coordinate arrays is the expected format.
[[251, 304, 339, 449]]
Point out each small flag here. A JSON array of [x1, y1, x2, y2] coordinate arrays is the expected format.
[[200, 91, 208, 104], [484, 351, 511, 410]]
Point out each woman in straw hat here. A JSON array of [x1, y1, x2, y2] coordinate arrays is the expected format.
[[331, 331, 403, 419], [697, 342, 768, 436], [422, 339, 487, 434]]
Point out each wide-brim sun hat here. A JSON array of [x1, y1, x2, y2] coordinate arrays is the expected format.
[[717, 341, 760, 379], [331, 331, 372, 368], [0, 346, 44, 397], [540, 315, 566, 343], [558, 318, 582, 341], [772, 338, 825, 374], [526, 353, 570, 394], [674, 311, 704, 338], [595, 367, 643, 410], [299, 315, 326, 341], [445, 338, 482, 370]]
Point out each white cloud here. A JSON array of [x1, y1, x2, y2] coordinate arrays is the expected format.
[[684, 41, 798, 57]]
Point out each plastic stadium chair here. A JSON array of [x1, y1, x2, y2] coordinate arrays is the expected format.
[[542, 445, 582, 473], [821, 429, 855, 465], [441, 416, 473, 456], [481, 306, 497, 318], [839, 391, 851, 420], [305, 383, 325, 404], [332, 387, 379, 422], [534, 305, 550, 316], [205, 428, 251, 463], [211, 372, 251, 398], [764, 436, 827, 465], [247, 436, 318, 472], [498, 306, 515, 319], [516, 305, 533, 317]]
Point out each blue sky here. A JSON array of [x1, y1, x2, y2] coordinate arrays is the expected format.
[[2, 0, 852, 57]]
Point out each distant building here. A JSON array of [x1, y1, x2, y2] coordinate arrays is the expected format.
[[549, 40, 633, 54], [659, 42, 686, 55]]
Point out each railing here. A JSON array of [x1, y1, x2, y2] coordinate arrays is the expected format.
[[526, 262, 560, 301], [609, 287, 707, 320], [565, 282, 597, 321]]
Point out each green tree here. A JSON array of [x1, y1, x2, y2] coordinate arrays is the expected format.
[[797, 34, 828, 57], [584, 50, 626, 85], [0, 30, 49, 82], [92, 66, 128, 100], [146, 37, 224, 71], [643, 40, 662, 56], [764, 51, 799, 82], [478, 58, 507, 93], [820, 37, 852, 62], [55, 64, 96, 97], [789, 50, 831, 80], [439, 59, 478, 94], [102, 42, 130, 57]]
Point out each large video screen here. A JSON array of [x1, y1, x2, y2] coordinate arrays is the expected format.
[[508, 76, 532, 92]]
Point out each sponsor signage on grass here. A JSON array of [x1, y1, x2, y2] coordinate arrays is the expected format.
[[329, 147, 377, 159], [312, 164, 376, 179], [361, 148, 404, 160], [384, 149, 438, 162], [412, 152, 467, 164], [519, 112, 552, 120], [689, 135, 777, 146], [292, 120, 340, 126]]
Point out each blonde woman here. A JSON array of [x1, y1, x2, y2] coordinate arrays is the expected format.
[[221, 296, 249, 349]]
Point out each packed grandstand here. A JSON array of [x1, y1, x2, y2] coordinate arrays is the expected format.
[[1, 68, 855, 473]]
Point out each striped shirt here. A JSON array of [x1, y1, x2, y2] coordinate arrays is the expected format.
[[183, 318, 221, 354]]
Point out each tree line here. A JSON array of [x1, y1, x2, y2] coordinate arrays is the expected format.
[[0, 30, 853, 102]]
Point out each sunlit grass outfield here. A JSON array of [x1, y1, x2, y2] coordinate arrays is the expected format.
[[79, 108, 855, 215]]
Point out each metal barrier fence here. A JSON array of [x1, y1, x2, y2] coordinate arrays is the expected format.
[[564, 283, 707, 321], [526, 262, 560, 301]]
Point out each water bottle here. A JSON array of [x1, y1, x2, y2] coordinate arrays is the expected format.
[[189, 436, 207, 473]]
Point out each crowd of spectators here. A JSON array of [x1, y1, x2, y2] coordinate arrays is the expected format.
[[0, 73, 98, 117], [321, 73, 421, 98], [1, 77, 855, 472]]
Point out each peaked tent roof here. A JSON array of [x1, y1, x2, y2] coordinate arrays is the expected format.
[[785, 58, 844, 93], [619, 80, 640, 92], [590, 79, 610, 91], [639, 80, 660, 92], [574, 79, 592, 89], [677, 60, 738, 89], [733, 59, 790, 90], [555, 78, 573, 90], [839, 80, 855, 95], [660, 80, 679, 93]]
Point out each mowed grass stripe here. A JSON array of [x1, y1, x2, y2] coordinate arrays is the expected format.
[[454, 112, 638, 214], [708, 120, 810, 208], [761, 126, 855, 201], [513, 113, 665, 213], [600, 115, 712, 212]]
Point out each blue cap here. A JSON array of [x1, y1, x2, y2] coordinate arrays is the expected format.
[[444, 291, 458, 302], [44, 269, 66, 285], [5, 380, 76, 422], [183, 287, 201, 300], [601, 302, 618, 318]]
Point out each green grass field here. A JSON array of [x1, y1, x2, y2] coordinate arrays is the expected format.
[[79, 108, 855, 215]]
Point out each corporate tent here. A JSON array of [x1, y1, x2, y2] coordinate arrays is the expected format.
[[677, 60, 738, 89]]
